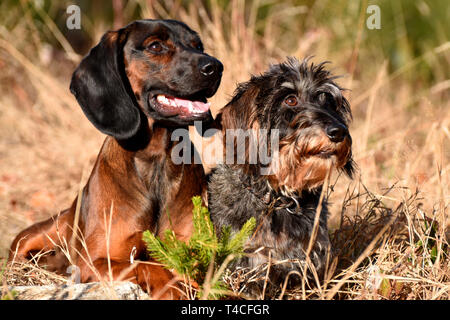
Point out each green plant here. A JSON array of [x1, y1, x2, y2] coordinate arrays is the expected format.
[[1, 289, 17, 300], [142, 196, 256, 299]]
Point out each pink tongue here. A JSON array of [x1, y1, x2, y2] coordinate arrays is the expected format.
[[192, 101, 210, 112], [172, 97, 210, 112]]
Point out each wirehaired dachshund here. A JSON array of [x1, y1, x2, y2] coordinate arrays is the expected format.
[[9, 19, 223, 299], [208, 57, 354, 297]]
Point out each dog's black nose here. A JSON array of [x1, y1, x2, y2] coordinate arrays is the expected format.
[[199, 57, 223, 78], [326, 124, 347, 143]]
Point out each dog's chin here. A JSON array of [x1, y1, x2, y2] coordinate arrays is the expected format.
[[282, 136, 352, 191], [146, 92, 214, 126], [270, 152, 347, 193]]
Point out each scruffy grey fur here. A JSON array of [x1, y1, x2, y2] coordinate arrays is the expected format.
[[209, 165, 330, 297], [207, 57, 353, 297]]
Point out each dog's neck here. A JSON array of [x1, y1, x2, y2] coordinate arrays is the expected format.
[[111, 119, 198, 195], [117, 118, 191, 152], [209, 164, 324, 216]]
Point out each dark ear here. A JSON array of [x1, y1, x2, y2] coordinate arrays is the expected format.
[[70, 29, 141, 140], [217, 83, 260, 131]]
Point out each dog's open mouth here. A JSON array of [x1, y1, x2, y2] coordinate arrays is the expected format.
[[149, 94, 210, 118]]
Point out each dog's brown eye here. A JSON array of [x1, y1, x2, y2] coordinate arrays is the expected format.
[[148, 41, 163, 53], [284, 95, 298, 107]]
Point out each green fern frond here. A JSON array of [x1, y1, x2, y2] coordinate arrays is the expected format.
[[142, 196, 255, 299], [222, 217, 256, 256]]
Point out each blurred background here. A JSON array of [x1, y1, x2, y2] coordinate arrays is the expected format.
[[0, 0, 448, 298]]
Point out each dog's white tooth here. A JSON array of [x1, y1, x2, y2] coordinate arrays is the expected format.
[[158, 95, 170, 105], [157, 95, 167, 104]]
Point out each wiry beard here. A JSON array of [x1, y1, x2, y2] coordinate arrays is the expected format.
[[269, 129, 352, 192]]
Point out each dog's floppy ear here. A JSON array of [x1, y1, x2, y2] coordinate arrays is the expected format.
[[70, 28, 141, 140], [217, 83, 260, 131]]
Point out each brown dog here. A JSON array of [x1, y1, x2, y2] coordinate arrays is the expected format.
[[9, 19, 223, 299]]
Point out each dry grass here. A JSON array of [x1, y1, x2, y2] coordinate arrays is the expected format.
[[2, 260, 67, 287], [0, 0, 448, 299], [220, 180, 449, 300]]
